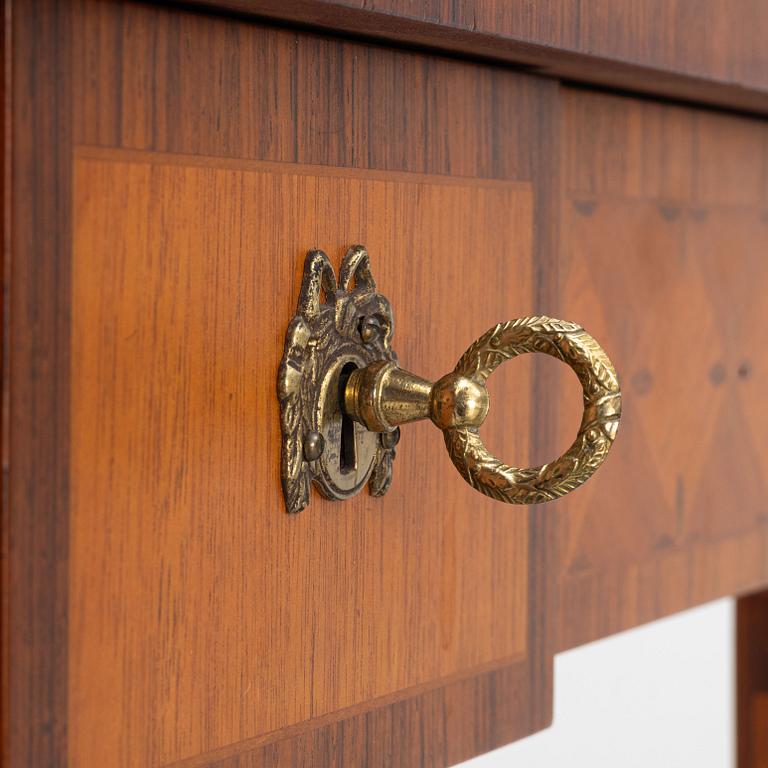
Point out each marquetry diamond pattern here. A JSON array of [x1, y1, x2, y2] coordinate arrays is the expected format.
[[556, 199, 767, 575]]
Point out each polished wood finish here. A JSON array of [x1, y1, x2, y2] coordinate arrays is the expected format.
[[71, 151, 534, 766], [555, 87, 768, 650], [4, 2, 73, 766], [755, 696, 768, 768], [180, 0, 768, 116], [738, 590, 768, 768], [6, 1, 768, 766], [6, 1, 561, 765]]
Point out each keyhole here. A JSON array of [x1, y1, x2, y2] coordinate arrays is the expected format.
[[338, 363, 358, 474]]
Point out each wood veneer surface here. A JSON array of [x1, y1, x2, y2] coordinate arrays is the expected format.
[[5, 1, 561, 766], [754, 695, 768, 768], [178, 0, 768, 115], [71, 151, 534, 766], [5, 2, 72, 767], [7, 1, 768, 766], [556, 87, 768, 650], [738, 591, 768, 768]]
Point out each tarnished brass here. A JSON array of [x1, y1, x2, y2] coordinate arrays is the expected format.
[[277, 246, 397, 513], [279, 247, 621, 512], [344, 317, 622, 505]]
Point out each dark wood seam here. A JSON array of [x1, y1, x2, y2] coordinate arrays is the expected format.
[[7, 2, 73, 766]]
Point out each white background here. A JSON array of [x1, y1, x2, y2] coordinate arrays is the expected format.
[[458, 599, 734, 768]]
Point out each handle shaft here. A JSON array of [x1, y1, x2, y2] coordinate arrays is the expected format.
[[344, 362, 490, 432]]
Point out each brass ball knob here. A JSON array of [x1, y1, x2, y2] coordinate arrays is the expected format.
[[429, 374, 489, 430]]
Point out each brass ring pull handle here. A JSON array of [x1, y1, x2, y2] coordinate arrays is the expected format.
[[344, 316, 621, 504]]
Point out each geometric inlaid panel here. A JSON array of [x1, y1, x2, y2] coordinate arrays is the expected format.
[[556, 88, 768, 649]]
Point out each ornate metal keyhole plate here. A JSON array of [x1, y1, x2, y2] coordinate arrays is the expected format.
[[279, 246, 620, 514], [277, 246, 398, 513]]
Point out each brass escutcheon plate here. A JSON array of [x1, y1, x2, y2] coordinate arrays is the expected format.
[[277, 246, 398, 513]]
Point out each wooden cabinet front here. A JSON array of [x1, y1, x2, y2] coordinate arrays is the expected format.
[[5, 1, 768, 767], [10, 2, 559, 766], [71, 156, 542, 764]]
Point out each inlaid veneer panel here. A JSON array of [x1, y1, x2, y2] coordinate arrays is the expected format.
[[556, 88, 768, 650], [71, 150, 534, 766], [11, 2, 560, 765]]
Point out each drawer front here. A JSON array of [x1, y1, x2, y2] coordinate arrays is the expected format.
[[12, 1, 558, 766], [71, 159, 539, 763], [555, 88, 768, 649]]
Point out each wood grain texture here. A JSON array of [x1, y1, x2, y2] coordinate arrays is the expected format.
[[1, 6, 7, 761], [556, 87, 768, 650], [738, 590, 768, 768], [62, 2, 560, 766], [70, 151, 534, 766], [4, 2, 73, 766], [9, 1, 768, 766], [179, 661, 533, 768], [755, 695, 768, 768], [175, 0, 768, 116]]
